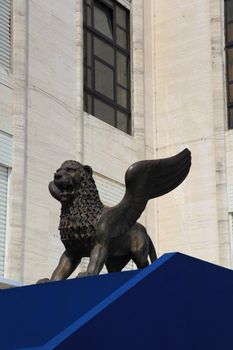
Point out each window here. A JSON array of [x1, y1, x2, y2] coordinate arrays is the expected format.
[[229, 213, 233, 266], [0, 0, 12, 70], [0, 165, 9, 276], [0, 131, 12, 277], [83, 0, 131, 134]]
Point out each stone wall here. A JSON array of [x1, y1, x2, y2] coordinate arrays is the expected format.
[[153, 0, 230, 266], [1, 0, 232, 284]]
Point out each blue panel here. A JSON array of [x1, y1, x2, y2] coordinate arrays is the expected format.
[[49, 254, 233, 350], [0, 269, 139, 349], [1, 253, 233, 350]]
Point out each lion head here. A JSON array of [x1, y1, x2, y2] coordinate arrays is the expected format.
[[49, 160, 94, 203], [49, 160, 104, 239]]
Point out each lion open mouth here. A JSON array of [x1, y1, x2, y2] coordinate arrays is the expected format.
[[54, 173, 75, 203]]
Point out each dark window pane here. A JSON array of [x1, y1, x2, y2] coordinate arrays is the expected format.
[[84, 93, 92, 114], [84, 31, 92, 66], [116, 5, 127, 29], [116, 27, 127, 49], [229, 83, 233, 102], [94, 36, 114, 65], [226, 0, 233, 22], [117, 52, 128, 87], [84, 66, 92, 88], [95, 60, 114, 99], [84, 4, 91, 26], [94, 99, 115, 126], [228, 48, 233, 81], [94, 3, 113, 39], [228, 23, 233, 42], [117, 86, 128, 108], [117, 111, 128, 132], [229, 107, 233, 128]]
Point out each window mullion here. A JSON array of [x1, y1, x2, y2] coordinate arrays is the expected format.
[[84, 25, 130, 56], [94, 55, 114, 69]]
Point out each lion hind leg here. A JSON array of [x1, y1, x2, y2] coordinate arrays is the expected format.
[[130, 229, 150, 269], [131, 250, 149, 269], [105, 256, 131, 273], [130, 232, 149, 268]]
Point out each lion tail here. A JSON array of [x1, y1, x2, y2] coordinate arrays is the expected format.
[[148, 236, 157, 263]]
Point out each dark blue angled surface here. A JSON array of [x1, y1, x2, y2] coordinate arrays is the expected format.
[[0, 268, 139, 349], [1, 253, 233, 350]]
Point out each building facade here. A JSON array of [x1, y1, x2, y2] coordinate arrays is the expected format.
[[0, 0, 232, 284]]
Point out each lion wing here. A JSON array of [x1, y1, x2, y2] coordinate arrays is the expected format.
[[96, 149, 191, 239]]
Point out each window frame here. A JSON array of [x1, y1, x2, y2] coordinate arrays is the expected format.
[[0, 0, 12, 71], [83, 0, 131, 134], [0, 165, 10, 277], [0, 131, 12, 278]]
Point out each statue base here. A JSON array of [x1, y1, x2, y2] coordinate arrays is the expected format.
[[1, 252, 233, 349]]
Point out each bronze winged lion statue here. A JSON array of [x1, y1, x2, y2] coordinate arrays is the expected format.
[[37, 148, 191, 282]]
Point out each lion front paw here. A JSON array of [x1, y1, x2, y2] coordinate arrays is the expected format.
[[36, 278, 50, 284], [77, 272, 90, 278]]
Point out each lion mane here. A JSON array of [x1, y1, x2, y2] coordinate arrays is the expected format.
[[57, 161, 104, 242]]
